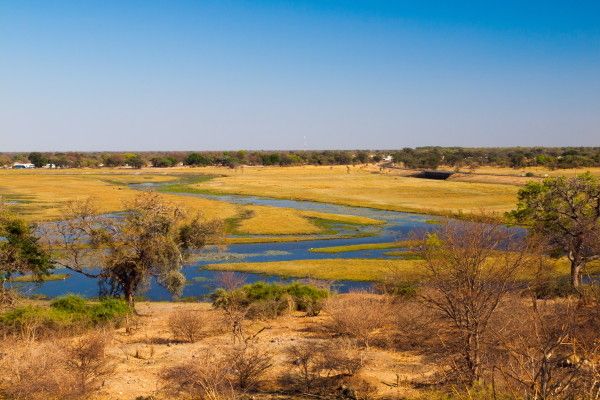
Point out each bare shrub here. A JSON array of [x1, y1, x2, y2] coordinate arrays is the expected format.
[[0, 330, 114, 400], [215, 271, 246, 291], [320, 338, 366, 377], [283, 342, 326, 393], [282, 339, 367, 395], [224, 344, 273, 391], [326, 292, 393, 349], [337, 376, 378, 400], [0, 342, 73, 400], [168, 308, 209, 343], [161, 351, 236, 400], [0, 287, 20, 311], [496, 297, 600, 399], [392, 297, 438, 351], [65, 331, 115, 396]]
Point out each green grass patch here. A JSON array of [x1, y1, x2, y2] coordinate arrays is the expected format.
[[383, 251, 423, 260], [157, 175, 218, 194], [0, 294, 130, 336], [227, 231, 377, 244], [9, 273, 70, 282], [309, 240, 420, 254]]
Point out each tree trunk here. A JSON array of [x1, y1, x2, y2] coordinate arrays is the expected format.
[[571, 260, 582, 289], [124, 284, 135, 311]]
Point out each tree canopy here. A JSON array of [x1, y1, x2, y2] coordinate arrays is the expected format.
[[509, 173, 600, 288], [53, 192, 224, 306], [0, 206, 52, 304]]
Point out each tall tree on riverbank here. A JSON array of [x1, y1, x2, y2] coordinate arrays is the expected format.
[[509, 173, 600, 289], [53, 192, 223, 307]]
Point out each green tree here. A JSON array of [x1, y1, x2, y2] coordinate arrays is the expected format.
[[28, 152, 46, 168], [509, 173, 600, 288], [185, 152, 211, 166], [54, 192, 223, 307], [0, 208, 52, 303], [124, 153, 145, 169]]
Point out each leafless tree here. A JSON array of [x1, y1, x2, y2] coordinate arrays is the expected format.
[[420, 220, 527, 385], [215, 271, 246, 291]]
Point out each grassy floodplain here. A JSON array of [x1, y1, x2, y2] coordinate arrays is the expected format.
[[309, 240, 419, 253], [0, 168, 380, 237], [207, 257, 600, 282], [206, 258, 424, 281], [183, 165, 522, 217], [6, 165, 594, 225]]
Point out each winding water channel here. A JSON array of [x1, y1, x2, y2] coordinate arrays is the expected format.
[[17, 182, 440, 300]]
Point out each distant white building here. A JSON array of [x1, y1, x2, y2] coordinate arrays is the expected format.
[[382, 155, 393, 162], [12, 163, 35, 169]]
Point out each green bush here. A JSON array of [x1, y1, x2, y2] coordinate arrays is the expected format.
[[375, 279, 419, 299], [0, 295, 130, 337], [532, 276, 576, 299], [212, 281, 329, 317], [50, 294, 87, 312], [89, 298, 130, 324]]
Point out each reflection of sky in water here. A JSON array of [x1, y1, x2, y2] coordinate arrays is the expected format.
[[18, 189, 441, 300]]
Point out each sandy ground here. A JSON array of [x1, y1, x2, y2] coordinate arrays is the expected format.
[[86, 301, 434, 400]]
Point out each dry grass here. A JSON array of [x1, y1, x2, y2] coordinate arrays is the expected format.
[[0, 331, 114, 400], [207, 254, 596, 282], [459, 165, 600, 178], [0, 169, 238, 221], [0, 300, 427, 400], [0, 168, 380, 236], [237, 205, 321, 235], [5, 166, 595, 224], [206, 258, 425, 281], [188, 165, 520, 217]]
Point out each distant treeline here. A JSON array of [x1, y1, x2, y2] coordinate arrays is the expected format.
[[2, 147, 600, 169]]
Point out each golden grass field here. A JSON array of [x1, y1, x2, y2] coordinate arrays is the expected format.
[[206, 258, 424, 281], [207, 256, 599, 282], [0, 169, 379, 236], [2, 165, 596, 236], [188, 165, 521, 217]]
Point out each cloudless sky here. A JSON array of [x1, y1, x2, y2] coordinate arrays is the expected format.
[[1, 0, 599, 151]]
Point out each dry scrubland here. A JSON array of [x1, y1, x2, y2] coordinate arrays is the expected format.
[[0, 299, 436, 400], [4, 289, 599, 400]]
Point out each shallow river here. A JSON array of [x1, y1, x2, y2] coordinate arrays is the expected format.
[[16, 184, 438, 300]]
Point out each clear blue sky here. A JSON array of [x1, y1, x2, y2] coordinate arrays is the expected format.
[[1, 1, 599, 151]]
